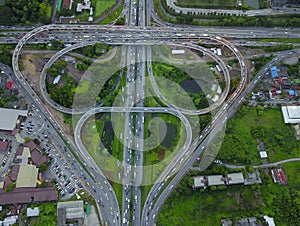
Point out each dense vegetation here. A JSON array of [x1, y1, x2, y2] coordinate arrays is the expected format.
[[283, 58, 300, 77], [75, 43, 111, 58], [158, 169, 300, 225], [217, 105, 300, 164], [0, 0, 52, 25], [0, 44, 15, 65], [0, 88, 18, 108], [45, 60, 78, 108]]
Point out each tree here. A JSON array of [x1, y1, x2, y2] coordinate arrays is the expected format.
[[39, 163, 48, 172], [40, 181, 47, 187], [33, 138, 40, 145], [4, 183, 14, 192]]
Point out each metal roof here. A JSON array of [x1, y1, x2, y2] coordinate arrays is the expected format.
[[227, 172, 245, 185], [282, 106, 300, 123], [193, 176, 205, 188], [26, 207, 40, 217], [57, 200, 84, 220], [207, 175, 225, 186], [0, 108, 28, 131]]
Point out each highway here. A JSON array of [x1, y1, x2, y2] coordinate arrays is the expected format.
[[8, 1, 300, 224], [2, 25, 300, 46], [11, 26, 253, 225]]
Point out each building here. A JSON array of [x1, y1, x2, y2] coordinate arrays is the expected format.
[[76, 0, 91, 12], [259, 151, 268, 158], [289, 90, 295, 98], [16, 164, 38, 188], [53, 75, 61, 85], [0, 186, 58, 205], [271, 66, 278, 78], [0, 108, 28, 132], [57, 201, 85, 226], [221, 219, 233, 226], [171, 49, 185, 55], [6, 80, 13, 89], [26, 207, 40, 217], [270, 167, 288, 184], [0, 216, 18, 226], [193, 176, 205, 188], [226, 173, 244, 185], [62, 0, 72, 9], [0, 139, 9, 151], [30, 149, 49, 167], [207, 175, 225, 186], [264, 215, 275, 226], [281, 106, 300, 123], [271, 0, 287, 7]]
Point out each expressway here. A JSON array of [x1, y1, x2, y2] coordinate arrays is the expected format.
[[12, 27, 245, 225], [9, 1, 300, 225], [2, 25, 300, 46]]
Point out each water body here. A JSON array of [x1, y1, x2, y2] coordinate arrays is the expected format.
[[180, 78, 201, 93]]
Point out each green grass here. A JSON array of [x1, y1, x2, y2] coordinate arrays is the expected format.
[[75, 80, 90, 94], [218, 106, 300, 165], [46, 5, 52, 19], [99, 4, 123, 24], [94, 0, 116, 17], [177, 0, 238, 7], [81, 112, 124, 176], [27, 202, 57, 226], [256, 38, 300, 43], [283, 161, 300, 188]]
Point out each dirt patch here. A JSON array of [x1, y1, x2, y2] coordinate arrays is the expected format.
[[158, 149, 165, 161], [21, 53, 53, 93]]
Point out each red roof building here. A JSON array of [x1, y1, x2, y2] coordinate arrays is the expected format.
[[6, 80, 13, 89], [30, 149, 49, 167], [0, 140, 9, 151], [62, 0, 72, 9], [0, 186, 58, 205]]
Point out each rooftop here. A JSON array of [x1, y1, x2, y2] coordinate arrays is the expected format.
[[271, 66, 278, 78], [264, 215, 275, 226], [193, 176, 205, 188], [26, 207, 40, 217], [281, 106, 300, 123], [259, 151, 268, 158], [207, 175, 225, 186], [57, 200, 84, 220], [226, 172, 244, 185], [0, 186, 57, 205], [0, 140, 9, 150], [16, 164, 38, 188], [0, 108, 28, 131]]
